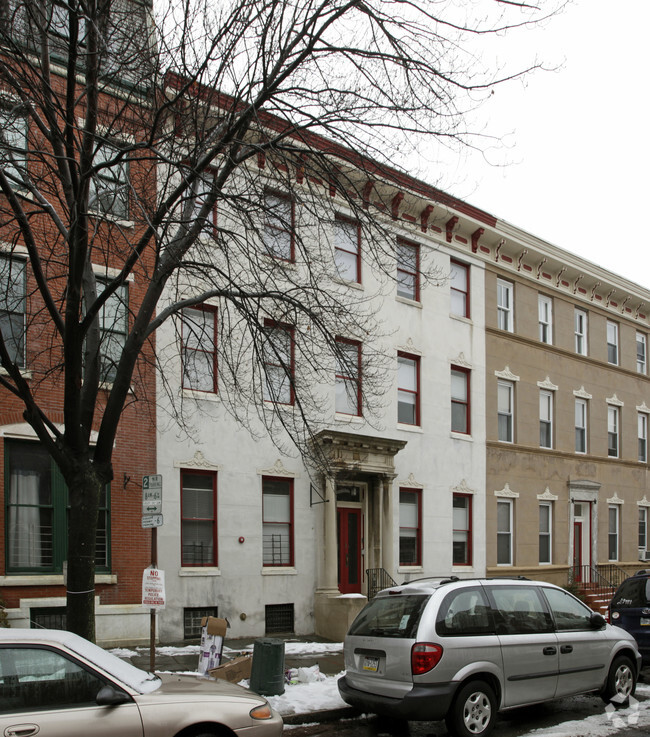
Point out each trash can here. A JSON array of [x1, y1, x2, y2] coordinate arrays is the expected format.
[[249, 638, 285, 696]]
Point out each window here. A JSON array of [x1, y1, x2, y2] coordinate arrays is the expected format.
[[538, 295, 552, 344], [436, 587, 492, 636], [262, 477, 293, 567], [539, 390, 553, 448], [396, 239, 419, 301], [450, 260, 469, 318], [5, 440, 109, 573], [335, 338, 361, 415], [399, 489, 421, 566], [184, 607, 218, 639], [639, 413, 648, 463], [0, 254, 26, 367], [607, 321, 619, 365], [539, 503, 552, 564], [334, 216, 361, 283], [0, 106, 27, 182], [89, 141, 129, 219], [265, 603, 295, 634], [497, 499, 513, 565], [0, 646, 109, 711], [575, 398, 587, 454], [181, 470, 217, 566], [181, 306, 217, 393], [263, 191, 294, 261], [453, 494, 472, 566], [640, 508, 648, 553], [490, 586, 553, 635], [608, 406, 619, 458], [497, 380, 514, 443], [96, 279, 128, 385], [262, 322, 294, 404], [543, 587, 593, 631], [638, 332, 647, 374], [575, 309, 588, 355], [451, 367, 470, 434], [192, 172, 217, 234], [397, 353, 419, 425], [497, 279, 513, 332], [608, 505, 619, 561]]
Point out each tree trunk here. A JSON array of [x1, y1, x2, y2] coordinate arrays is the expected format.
[[66, 468, 102, 642]]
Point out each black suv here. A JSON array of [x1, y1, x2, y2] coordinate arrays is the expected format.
[[610, 570, 650, 665]]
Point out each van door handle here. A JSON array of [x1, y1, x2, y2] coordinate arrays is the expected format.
[[560, 645, 573, 654], [543, 647, 557, 655]]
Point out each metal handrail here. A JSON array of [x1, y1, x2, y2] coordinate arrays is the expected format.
[[366, 568, 397, 600], [568, 563, 626, 598]]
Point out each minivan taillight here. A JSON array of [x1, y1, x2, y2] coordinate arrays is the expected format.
[[411, 643, 443, 675]]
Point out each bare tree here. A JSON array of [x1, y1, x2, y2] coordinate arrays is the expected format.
[[0, 0, 564, 641]]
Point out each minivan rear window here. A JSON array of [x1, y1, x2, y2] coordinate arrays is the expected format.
[[612, 578, 650, 608], [348, 595, 429, 639]]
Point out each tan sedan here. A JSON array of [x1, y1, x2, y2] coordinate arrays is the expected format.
[[0, 628, 283, 737]]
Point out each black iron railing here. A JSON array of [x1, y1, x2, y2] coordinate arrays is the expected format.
[[568, 563, 627, 598], [366, 568, 397, 600]]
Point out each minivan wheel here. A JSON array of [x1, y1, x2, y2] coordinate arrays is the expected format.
[[446, 679, 497, 737], [600, 655, 636, 706]]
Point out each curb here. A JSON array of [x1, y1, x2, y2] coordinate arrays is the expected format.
[[282, 706, 360, 725]]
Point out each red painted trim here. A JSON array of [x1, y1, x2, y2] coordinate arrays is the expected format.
[[446, 216, 459, 243], [335, 336, 362, 416], [452, 492, 473, 566], [262, 476, 295, 568], [397, 351, 420, 426], [420, 205, 434, 233], [335, 214, 362, 284], [471, 228, 484, 254], [181, 304, 218, 394], [450, 259, 470, 319], [391, 192, 404, 220], [263, 319, 296, 406], [396, 238, 420, 302], [399, 488, 422, 566], [451, 365, 471, 435], [180, 469, 218, 567]]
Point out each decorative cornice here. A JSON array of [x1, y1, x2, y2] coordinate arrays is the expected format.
[[537, 377, 559, 391], [398, 337, 421, 356], [607, 492, 624, 505], [537, 487, 559, 501], [257, 458, 296, 478], [606, 394, 624, 407], [399, 472, 424, 488], [494, 483, 519, 498], [495, 366, 520, 382], [451, 352, 472, 369], [638, 496, 650, 508], [637, 402, 650, 414], [573, 386, 593, 400], [174, 450, 221, 471], [451, 479, 475, 495]]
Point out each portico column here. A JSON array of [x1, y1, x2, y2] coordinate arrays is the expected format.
[[381, 477, 395, 576], [320, 475, 339, 593]]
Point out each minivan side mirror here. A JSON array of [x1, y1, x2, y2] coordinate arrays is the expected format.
[[589, 612, 606, 629]]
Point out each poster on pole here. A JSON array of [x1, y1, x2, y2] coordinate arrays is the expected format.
[[142, 566, 166, 610]]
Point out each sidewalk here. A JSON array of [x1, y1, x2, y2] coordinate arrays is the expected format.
[[114, 634, 356, 725]]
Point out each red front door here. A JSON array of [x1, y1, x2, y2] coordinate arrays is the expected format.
[[338, 508, 362, 594], [573, 521, 583, 581]]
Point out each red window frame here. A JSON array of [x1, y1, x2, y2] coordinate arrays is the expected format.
[[181, 304, 218, 393], [450, 260, 470, 318], [262, 320, 295, 405], [396, 238, 420, 302], [335, 337, 362, 416], [180, 469, 218, 567], [399, 488, 422, 566], [397, 352, 420, 426], [334, 215, 361, 283], [262, 476, 294, 567], [263, 189, 295, 262], [453, 493, 472, 566], [451, 366, 470, 435]]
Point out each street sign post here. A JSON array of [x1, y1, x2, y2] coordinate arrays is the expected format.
[[142, 474, 163, 671], [143, 474, 163, 515], [142, 514, 163, 529]]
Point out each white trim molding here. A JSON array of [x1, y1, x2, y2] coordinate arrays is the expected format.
[[495, 366, 520, 382], [174, 450, 222, 471], [494, 483, 519, 499]]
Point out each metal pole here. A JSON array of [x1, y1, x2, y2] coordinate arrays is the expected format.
[[149, 526, 157, 673]]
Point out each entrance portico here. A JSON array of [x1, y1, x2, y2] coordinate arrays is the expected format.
[[311, 430, 406, 640]]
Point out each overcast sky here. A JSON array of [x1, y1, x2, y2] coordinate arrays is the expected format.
[[428, 0, 648, 289]]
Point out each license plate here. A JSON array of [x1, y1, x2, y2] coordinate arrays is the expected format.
[[641, 618, 650, 626], [363, 656, 379, 672]]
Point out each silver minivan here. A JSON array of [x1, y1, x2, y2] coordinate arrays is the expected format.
[[338, 577, 640, 737]]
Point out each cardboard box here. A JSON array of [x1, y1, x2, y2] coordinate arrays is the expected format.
[[198, 616, 228, 675], [209, 654, 253, 683]]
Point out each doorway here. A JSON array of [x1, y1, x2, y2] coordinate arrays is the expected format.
[[572, 502, 591, 582], [338, 507, 362, 594]]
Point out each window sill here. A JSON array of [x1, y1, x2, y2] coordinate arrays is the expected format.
[[261, 567, 297, 576], [0, 574, 117, 587], [182, 388, 220, 402], [89, 211, 135, 229], [332, 277, 364, 291], [398, 566, 423, 574], [397, 423, 422, 434], [396, 295, 422, 309], [0, 367, 32, 380], [450, 431, 473, 442], [335, 413, 364, 424], [179, 568, 221, 577], [450, 313, 472, 324], [452, 565, 474, 572]]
